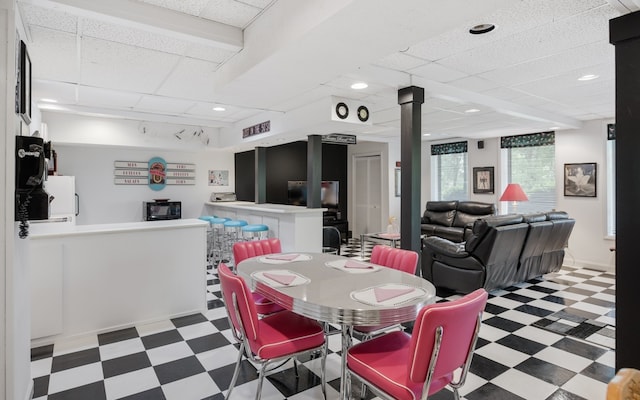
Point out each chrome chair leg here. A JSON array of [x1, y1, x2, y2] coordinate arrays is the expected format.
[[226, 342, 244, 399], [321, 343, 327, 400], [255, 363, 267, 400]]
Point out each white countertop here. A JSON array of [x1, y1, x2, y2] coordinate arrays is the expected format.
[[206, 201, 326, 214], [28, 218, 208, 239]]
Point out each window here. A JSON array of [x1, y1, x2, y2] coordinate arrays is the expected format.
[[606, 124, 616, 236], [431, 141, 468, 201], [502, 132, 556, 214]]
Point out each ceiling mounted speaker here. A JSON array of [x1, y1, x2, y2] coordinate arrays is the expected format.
[[335, 102, 349, 119], [357, 106, 369, 122], [331, 97, 372, 125]]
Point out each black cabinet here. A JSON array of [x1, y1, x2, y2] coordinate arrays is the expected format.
[[323, 219, 349, 242]]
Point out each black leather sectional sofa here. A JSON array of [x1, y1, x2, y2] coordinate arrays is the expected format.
[[420, 200, 496, 242], [421, 211, 575, 294]]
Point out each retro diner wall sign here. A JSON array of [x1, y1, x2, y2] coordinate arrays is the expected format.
[[114, 158, 195, 190]]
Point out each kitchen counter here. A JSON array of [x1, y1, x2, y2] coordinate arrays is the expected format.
[[205, 202, 325, 253], [28, 219, 207, 344]]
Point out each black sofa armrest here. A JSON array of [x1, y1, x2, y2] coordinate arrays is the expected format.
[[423, 236, 469, 258]]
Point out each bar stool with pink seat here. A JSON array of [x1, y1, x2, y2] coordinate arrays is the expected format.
[[218, 263, 327, 400], [233, 238, 285, 315], [347, 288, 488, 400]]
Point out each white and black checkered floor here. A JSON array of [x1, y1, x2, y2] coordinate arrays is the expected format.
[[31, 239, 616, 400]]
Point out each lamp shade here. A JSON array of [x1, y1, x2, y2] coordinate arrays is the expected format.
[[499, 183, 528, 202]]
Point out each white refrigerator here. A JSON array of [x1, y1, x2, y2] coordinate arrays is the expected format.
[[43, 175, 78, 223]]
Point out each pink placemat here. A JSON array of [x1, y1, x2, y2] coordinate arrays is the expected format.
[[325, 259, 380, 274], [263, 272, 296, 285], [265, 253, 300, 261], [373, 287, 415, 302], [259, 254, 312, 264], [350, 284, 427, 306], [378, 233, 401, 239], [344, 260, 375, 269], [251, 269, 310, 288]]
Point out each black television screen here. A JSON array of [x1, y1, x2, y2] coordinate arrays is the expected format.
[[287, 180, 307, 206], [287, 180, 339, 209]]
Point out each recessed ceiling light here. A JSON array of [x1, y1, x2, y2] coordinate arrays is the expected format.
[[578, 74, 599, 81], [465, 108, 480, 113], [40, 98, 58, 103], [350, 82, 368, 90], [469, 23, 495, 35], [212, 106, 226, 111], [550, 126, 560, 130], [423, 133, 431, 137]]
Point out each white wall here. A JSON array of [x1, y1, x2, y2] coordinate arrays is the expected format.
[[421, 119, 615, 272], [556, 119, 615, 271], [44, 113, 235, 225], [4, 1, 34, 399]]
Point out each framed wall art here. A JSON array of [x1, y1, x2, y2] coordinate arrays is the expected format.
[[564, 162, 597, 197], [472, 166, 494, 194], [17, 40, 32, 125]]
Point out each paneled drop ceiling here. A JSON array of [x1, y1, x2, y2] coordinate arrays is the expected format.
[[18, 0, 635, 149]]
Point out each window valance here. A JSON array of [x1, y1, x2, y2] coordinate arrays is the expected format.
[[501, 131, 555, 148], [431, 141, 468, 156]]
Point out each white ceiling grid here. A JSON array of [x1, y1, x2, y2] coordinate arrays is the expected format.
[[18, 0, 624, 149]]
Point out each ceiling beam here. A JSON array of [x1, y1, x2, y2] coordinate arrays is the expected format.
[[604, 0, 640, 13], [413, 77, 583, 129], [20, 0, 243, 50]]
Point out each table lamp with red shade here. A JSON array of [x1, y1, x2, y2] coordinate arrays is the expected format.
[[499, 183, 528, 213]]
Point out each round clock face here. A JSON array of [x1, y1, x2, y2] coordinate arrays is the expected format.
[[357, 105, 369, 122], [336, 102, 349, 119]]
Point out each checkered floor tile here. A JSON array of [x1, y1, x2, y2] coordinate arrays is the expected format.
[[32, 239, 616, 400]]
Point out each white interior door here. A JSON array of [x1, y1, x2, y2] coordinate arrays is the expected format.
[[353, 154, 383, 235]]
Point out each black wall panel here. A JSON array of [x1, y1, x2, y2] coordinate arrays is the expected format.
[[234, 141, 348, 220], [234, 150, 255, 201]]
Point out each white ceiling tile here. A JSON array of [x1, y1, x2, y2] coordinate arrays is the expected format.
[[436, 4, 619, 75], [372, 52, 429, 71], [77, 86, 143, 108], [449, 76, 501, 92], [136, 95, 196, 113], [156, 57, 218, 101], [184, 43, 237, 63], [136, 0, 210, 16], [407, 0, 612, 62], [81, 19, 188, 56], [32, 80, 78, 104], [239, 0, 275, 9], [478, 40, 614, 87], [20, 3, 77, 34], [409, 62, 468, 83], [200, 0, 262, 28], [81, 37, 180, 93], [28, 27, 79, 83]]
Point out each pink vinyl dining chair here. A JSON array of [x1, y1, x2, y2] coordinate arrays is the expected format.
[[352, 245, 419, 339], [218, 263, 327, 400], [347, 288, 488, 400], [233, 238, 285, 315]]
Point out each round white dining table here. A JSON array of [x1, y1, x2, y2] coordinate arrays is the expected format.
[[236, 252, 436, 400]]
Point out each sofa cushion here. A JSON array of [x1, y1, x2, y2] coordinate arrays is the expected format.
[[456, 201, 495, 215], [432, 225, 464, 242], [426, 200, 458, 212], [465, 214, 524, 253], [454, 211, 484, 228], [522, 213, 547, 223], [425, 210, 455, 227], [546, 211, 569, 221]]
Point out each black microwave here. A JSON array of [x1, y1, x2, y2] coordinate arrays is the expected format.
[[143, 201, 181, 221]]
